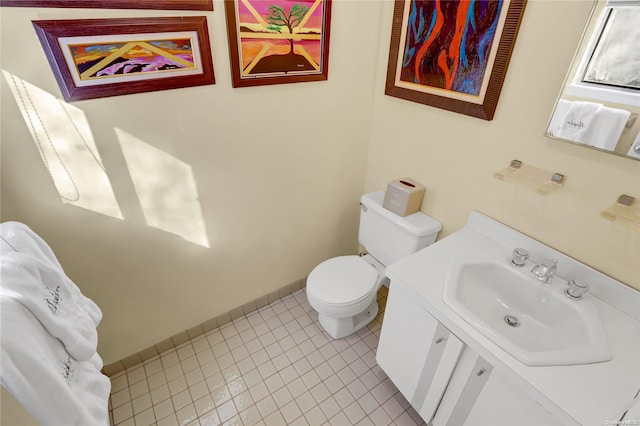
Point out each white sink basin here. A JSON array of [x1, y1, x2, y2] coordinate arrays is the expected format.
[[443, 260, 612, 366]]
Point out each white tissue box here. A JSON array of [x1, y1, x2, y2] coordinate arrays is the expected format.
[[383, 178, 425, 216]]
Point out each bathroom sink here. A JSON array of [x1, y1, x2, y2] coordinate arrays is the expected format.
[[443, 260, 612, 366]]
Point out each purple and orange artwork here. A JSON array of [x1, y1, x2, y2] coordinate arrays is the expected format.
[[68, 39, 196, 81], [225, 0, 331, 87], [399, 0, 504, 97], [32, 17, 215, 101]]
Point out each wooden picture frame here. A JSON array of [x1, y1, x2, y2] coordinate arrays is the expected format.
[[224, 0, 331, 88], [0, 0, 213, 11], [32, 16, 215, 101], [385, 0, 527, 120]]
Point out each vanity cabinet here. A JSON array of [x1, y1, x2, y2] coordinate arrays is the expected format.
[[377, 277, 464, 421], [377, 279, 563, 426], [430, 345, 562, 426]]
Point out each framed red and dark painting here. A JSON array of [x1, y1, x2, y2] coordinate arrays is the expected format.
[[385, 0, 527, 120]]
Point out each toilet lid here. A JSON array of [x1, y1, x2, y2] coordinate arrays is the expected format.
[[307, 256, 379, 306]]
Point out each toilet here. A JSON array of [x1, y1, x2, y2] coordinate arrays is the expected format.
[[306, 191, 441, 339]]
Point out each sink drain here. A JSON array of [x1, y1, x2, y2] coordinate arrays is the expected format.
[[504, 314, 520, 327]]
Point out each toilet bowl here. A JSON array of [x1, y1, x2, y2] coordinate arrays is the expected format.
[[306, 254, 386, 339], [306, 191, 442, 339]]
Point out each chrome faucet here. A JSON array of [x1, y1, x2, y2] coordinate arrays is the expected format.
[[531, 258, 557, 283]]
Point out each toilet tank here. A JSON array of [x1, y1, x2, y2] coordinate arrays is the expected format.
[[358, 191, 442, 266]]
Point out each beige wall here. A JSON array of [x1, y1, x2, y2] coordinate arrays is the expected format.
[[365, 1, 640, 290], [0, 2, 383, 363], [1, 0, 639, 367]]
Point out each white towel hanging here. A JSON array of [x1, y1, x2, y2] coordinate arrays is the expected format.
[[555, 101, 603, 143], [1, 298, 111, 426], [0, 221, 110, 426], [585, 106, 631, 151]]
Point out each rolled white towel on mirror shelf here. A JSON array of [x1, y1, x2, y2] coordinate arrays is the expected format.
[[585, 106, 631, 151], [547, 99, 571, 138], [554, 100, 603, 143]]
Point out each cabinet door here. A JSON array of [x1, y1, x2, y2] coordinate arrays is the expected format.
[[432, 348, 563, 426], [376, 280, 464, 422]]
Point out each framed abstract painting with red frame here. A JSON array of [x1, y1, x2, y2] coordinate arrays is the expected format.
[[224, 0, 332, 88], [385, 0, 527, 120]]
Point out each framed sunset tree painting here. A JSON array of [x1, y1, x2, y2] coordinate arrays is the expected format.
[[385, 0, 527, 120], [224, 0, 332, 87]]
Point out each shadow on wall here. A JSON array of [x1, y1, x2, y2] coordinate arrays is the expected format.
[[2, 70, 210, 248]]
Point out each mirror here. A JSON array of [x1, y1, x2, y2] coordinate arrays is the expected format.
[[545, 0, 640, 161]]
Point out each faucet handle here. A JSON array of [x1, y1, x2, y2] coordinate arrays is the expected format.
[[511, 248, 529, 267], [566, 279, 589, 299]]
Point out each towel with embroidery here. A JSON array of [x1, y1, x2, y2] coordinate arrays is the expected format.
[[0, 297, 110, 426], [0, 221, 102, 326], [554, 101, 603, 143], [0, 222, 101, 361]]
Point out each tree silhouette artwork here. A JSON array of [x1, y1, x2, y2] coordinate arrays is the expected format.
[[228, 0, 333, 85], [266, 3, 309, 55], [248, 2, 315, 75]]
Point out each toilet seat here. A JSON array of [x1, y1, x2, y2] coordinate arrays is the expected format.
[[307, 255, 379, 307]]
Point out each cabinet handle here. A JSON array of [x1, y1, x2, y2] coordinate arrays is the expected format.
[[435, 337, 445, 344], [445, 359, 493, 425]]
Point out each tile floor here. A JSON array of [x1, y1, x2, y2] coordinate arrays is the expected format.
[[108, 287, 426, 426]]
